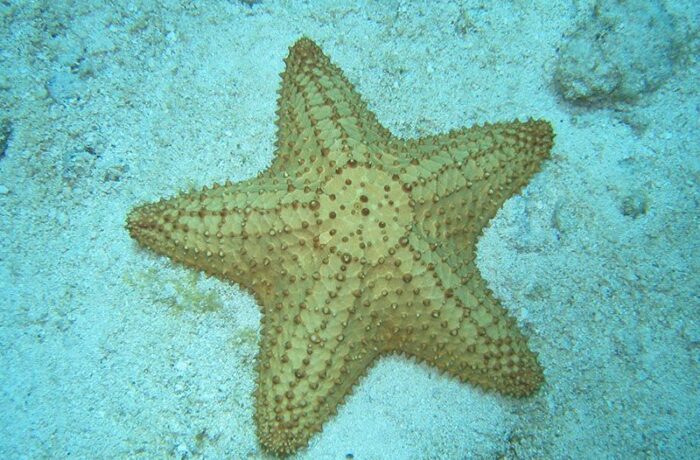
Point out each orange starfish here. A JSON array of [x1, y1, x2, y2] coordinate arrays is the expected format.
[[127, 37, 550, 455]]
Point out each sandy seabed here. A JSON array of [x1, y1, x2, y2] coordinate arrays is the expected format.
[[0, 1, 698, 459]]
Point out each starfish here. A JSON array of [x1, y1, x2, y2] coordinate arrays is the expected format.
[[127, 37, 551, 456]]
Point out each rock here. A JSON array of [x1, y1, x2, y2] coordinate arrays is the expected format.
[[554, 0, 683, 105]]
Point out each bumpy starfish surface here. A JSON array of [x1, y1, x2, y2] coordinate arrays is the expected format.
[[127, 37, 551, 456]]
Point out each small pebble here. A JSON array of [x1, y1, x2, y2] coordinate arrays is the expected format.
[[0, 119, 11, 158]]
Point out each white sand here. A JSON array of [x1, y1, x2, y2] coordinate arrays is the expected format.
[[0, 1, 698, 458]]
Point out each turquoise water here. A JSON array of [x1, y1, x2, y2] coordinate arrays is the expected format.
[[0, 1, 698, 458]]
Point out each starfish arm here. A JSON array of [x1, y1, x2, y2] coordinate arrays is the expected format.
[[404, 119, 553, 319], [266, 37, 393, 183], [126, 177, 320, 298], [403, 119, 553, 231], [253, 254, 380, 455], [372, 245, 543, 396]]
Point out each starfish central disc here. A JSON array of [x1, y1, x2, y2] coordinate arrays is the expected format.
[[317, 163, 411, 262]]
